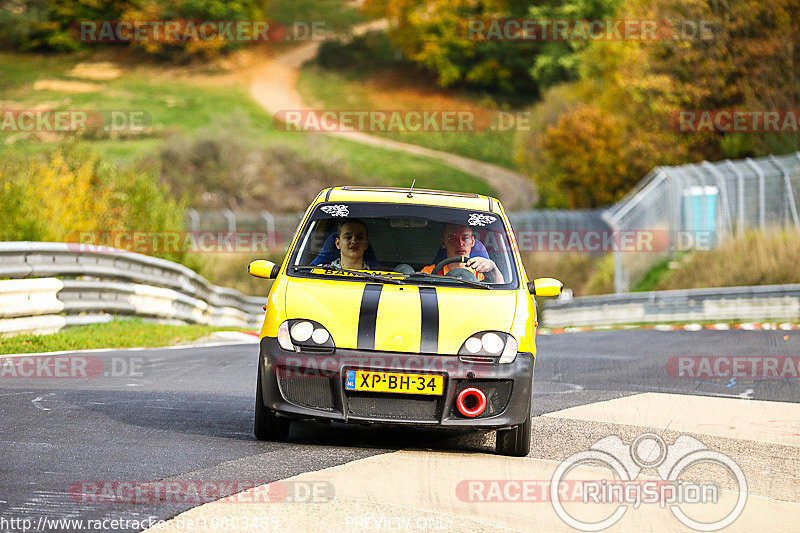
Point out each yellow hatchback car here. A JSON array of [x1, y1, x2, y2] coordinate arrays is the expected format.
[[249, 186, 562, 456]]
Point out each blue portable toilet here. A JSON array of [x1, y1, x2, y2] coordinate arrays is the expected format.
[[681, 185, 718, 248]]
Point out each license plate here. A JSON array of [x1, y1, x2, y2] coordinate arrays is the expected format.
[[345, 369, 444, 396]]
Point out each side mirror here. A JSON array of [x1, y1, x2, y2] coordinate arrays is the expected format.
[[528, 277, 563, 297], [248, 260, 279, 279]]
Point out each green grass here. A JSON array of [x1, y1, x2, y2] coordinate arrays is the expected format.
[[324, 136, 495, 196], [0, 52, 296, 159], [297, 64, 518, 169], [0, 52, 494, 193], [632, 253, 688, 292], [0, 52, 76, 91], [0, 318, 237, 354], [267, 0, 363, 31], [653, 230, 800, 290]]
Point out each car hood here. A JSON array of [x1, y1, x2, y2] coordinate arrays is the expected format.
[[283, 277, 517, 355]]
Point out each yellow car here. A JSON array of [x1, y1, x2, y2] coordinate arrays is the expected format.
[[249, 186, 562, 456]]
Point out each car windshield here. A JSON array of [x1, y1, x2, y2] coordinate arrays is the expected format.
[[287, 202, 519, 289]]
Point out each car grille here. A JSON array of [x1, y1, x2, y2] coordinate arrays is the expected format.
[[346, 393, 439, 422], [277, 375, 336, 410]]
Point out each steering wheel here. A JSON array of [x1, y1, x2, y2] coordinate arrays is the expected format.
[[446, 267, 478, 282], [431, 255, 470, 275]]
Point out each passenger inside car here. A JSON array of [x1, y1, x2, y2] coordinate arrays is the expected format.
[[310, 223, 381, 269], [324, 219, 374, 270]]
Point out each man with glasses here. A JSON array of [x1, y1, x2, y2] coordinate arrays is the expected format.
[[422, 224, 504, 283]]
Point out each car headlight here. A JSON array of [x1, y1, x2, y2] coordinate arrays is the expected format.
[[481, 332, 504, 354], [459, 331, 518, 363], [498, 335, 518, 364], [277, 321, 293, 351], [291, 321, 314, 342], [277, 320, 335, 351]]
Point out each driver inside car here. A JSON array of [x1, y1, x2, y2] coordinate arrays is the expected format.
[[422, 224, 504, 283]]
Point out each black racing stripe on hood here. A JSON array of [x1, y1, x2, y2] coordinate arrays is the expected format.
[[418, 286, 439, 353], [357, 283, 383, 350]]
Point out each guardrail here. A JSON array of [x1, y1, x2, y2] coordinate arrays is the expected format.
[[4, 242, 797, 335], [0, 242, 265, 337], [542, 284, 800, 328]]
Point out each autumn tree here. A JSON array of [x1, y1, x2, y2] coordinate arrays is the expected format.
[[0, 0, 268, 58], [362, 0, 542, 97], [517, 0, 800, 208], [527, 0, 621, 88]]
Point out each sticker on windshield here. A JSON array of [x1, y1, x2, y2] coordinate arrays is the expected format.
[[321, 204, 349, 217], [468, 213, 496, 226], [310, 267, 404, 279]]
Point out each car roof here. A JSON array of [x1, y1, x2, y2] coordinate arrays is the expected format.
[[316, 186, 502, 212]]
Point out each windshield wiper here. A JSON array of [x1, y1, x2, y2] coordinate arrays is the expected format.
[[292, 265, 404, 285], [402, 272, 490, 290]]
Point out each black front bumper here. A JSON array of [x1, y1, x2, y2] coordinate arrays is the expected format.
[[258, 337, 534, 429]]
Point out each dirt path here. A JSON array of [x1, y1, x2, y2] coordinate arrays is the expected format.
[[248, 21, 538, 209]]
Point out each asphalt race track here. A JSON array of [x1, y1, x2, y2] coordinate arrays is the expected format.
[[1, 329, 799, 532]]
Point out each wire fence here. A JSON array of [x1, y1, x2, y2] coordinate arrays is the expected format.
[[186, 209, 303, 251], [186, 152, 800, 293], [606, 152, 800, 291], [507, 209, 610, 233]]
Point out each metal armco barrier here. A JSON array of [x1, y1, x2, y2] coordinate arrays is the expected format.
[[0, 242, 265, 337], [4, 243, 798, 335], [543, 284, 800, 328]]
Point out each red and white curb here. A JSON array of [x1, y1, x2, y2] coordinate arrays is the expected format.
[[538, 322, 800, 335]]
